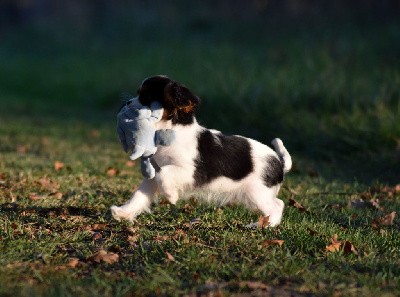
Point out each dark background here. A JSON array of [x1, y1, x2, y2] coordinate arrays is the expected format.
[[0, 0, 399, 183]]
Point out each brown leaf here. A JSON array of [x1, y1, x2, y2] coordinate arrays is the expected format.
[[372, 185, 400, 199], [239, 281, 269, 290], [49, 192, 63, 199], [91, 223, 107, 231], [125, 160, 135, 167], [54, 161, 64, 171], [369, 198, 381, 210], [288, 198, 307, 212], [258, 216, 270, 228], [381, 185, 400, 194], [106, 167, 119, 177], [343, 241, 358, 255], [29, 193, 41, 201], [87, 250, 119, 264], [165, 252, 175, 262], [38, 177, 60, 191], [128, 234, 139, 244], [155, 234, 170, 242], [325, 234, 342, 253], [67, 258, 80, 268], [183, 203, 193, 213], [16, 145, 29, 154], [262, 239, 284, 247], [92, 232, 103, 241], [307, 228, 319, 236], [378, 211, 396, 226], [90, 129, 101, 138]]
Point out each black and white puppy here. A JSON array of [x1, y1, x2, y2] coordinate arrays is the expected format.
[[111, 75, 292, 226]]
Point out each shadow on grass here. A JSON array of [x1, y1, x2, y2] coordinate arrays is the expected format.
[[0, 203, 102, 219]]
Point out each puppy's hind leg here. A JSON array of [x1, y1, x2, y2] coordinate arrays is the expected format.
[[245, 182, 284, 227]]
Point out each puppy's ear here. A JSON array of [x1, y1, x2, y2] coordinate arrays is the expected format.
[[164, 81, 200, 113]]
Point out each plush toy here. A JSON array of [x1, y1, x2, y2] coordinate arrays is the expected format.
[[117, 98, 175, 179]]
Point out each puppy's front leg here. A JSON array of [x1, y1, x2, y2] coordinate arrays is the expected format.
[[156, 165, 193, 205], [111, 179, 158, 222]]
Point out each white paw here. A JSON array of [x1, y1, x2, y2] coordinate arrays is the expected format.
[[110, 205, 135, 222], [245, 220, 280, 228]]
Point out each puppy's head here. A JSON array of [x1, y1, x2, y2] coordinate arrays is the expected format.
[[138, 75, 200, 125]]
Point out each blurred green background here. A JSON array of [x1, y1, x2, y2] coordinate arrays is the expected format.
[[1, 0, 399, 184]]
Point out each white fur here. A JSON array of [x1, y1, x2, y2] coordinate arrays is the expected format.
[[111, 118, 291, 227]]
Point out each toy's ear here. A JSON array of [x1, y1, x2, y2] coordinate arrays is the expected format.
[[164, 81, 200, 114]]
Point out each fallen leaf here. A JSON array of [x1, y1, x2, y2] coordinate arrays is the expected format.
[[288, 198, 307, 212], [307, 228, 319, 236], [258, 216, 270, 228], [343, 241, 358, 255], [16, 145, 29, 154], [87, 250, 119, 264], [127, 226, 140, 234], [239, 281, 269, 290], [173, 229, 187, 240], [67, 258, 80, 268], [154, 234, 170, 242], [91, 223, 107, 231], [183, 203, 193, 213], [325, 234, 342, 253], [128, 234, 139, 244], [41, 137, 50, 146], [54, 161, 64, 171], [29, 193, 41, 201], [369, 198, 381, 210], [381, 185, 400, 194], [90, 129, 100, 138], [92, 232, 102, 241], [38, 177, 60, 191], [378, 211, 396, 226], [106, 167, 119, 177], [6, 262, 27, 269], [165, 252, 175, 262], [49, 192, 63, 199], [125, 160, 135, 167], [262, 239, 284, 247], [372, 185, 400, 199]]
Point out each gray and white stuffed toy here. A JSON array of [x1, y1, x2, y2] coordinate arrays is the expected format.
[[117, 98, 175, 179]]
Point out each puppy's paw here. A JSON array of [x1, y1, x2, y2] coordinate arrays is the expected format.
[[110, 205, 135, 222]]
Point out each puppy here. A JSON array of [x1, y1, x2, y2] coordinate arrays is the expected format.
[[111, 75, 292, 227]]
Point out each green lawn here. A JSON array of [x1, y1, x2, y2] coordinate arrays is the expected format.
[[0, 18, 399, 296]]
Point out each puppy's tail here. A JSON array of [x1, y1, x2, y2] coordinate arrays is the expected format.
[[271, 138, 292, 174]]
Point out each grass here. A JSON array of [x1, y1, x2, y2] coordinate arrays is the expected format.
[[0, 15, 400, 296]]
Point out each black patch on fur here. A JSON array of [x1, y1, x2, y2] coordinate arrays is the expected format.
[[138, 76, 171, 107], [138, 76, 199, 126], [194, 130, 253, 187], [263, 156, 284, 187]]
